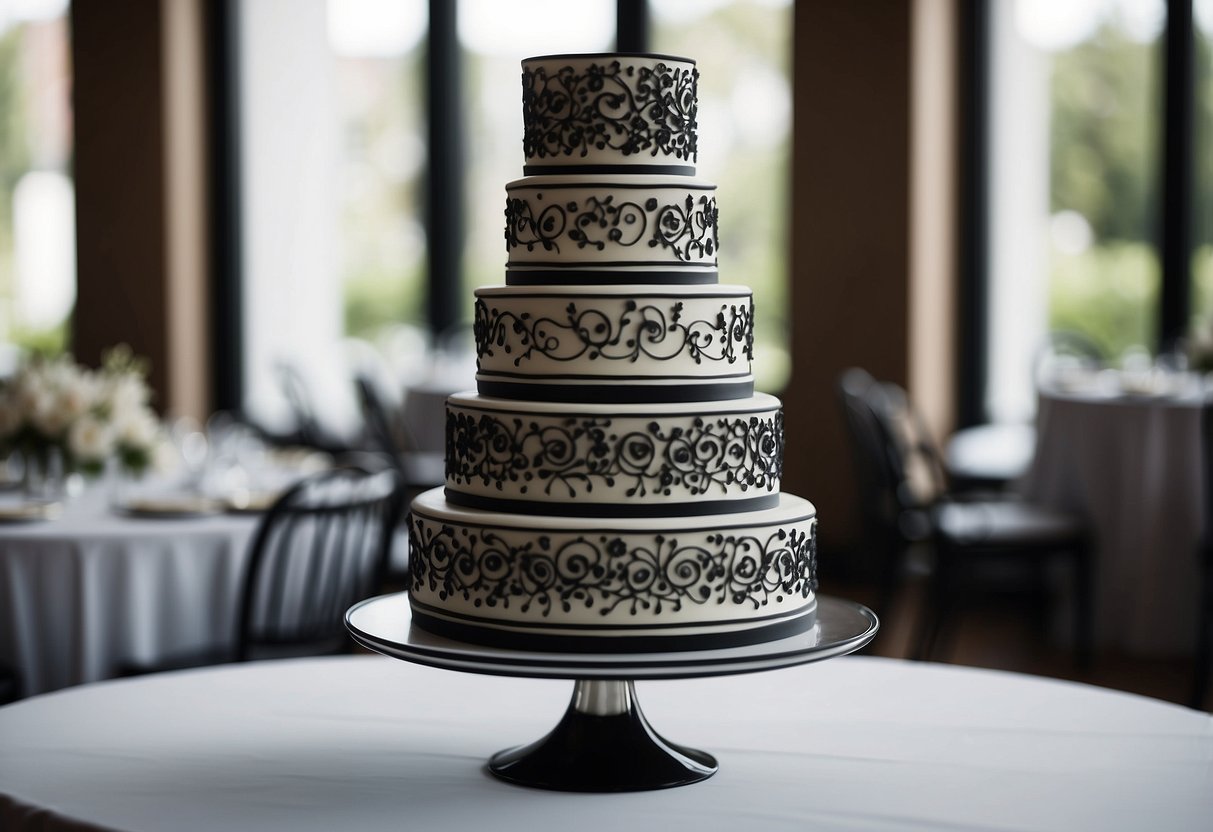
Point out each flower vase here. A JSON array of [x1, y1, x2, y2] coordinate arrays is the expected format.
[[106, 464, 133, 511], [22, 447, 66, 503]]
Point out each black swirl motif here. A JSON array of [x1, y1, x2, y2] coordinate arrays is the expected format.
[[409, 516, 816, 618], [522, 59, 698, 163], [651, 194, 718, 261], [447, 409, 783, 500], [504, 193, 717, 263], [505, 197, 567, 253], [473, 297, 754, 369]]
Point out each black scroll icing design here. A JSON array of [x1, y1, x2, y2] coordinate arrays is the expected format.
[[522, 58, 698, 163], [651, 194, 717, 261], [505, 193, 718, 263], [474, 297, 754, 369], [447, 410, 783, 500], [409, 516, 816, 618]]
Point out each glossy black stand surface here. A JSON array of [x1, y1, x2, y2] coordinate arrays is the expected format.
[[489, 679, 716, 791], [346, 593, 878, 792]]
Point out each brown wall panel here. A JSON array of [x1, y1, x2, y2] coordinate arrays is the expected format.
[[785, 1, 913, 555], [72, 0, 169, 399], [71, 0, 210, 418]]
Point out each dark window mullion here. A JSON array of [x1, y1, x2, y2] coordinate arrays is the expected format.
[[208, 0, 244, 415], [956, 0, 990, 427], [425, 0, 463, 341], [1161, 0, 1195, 350], [617, 0, 649, 53]]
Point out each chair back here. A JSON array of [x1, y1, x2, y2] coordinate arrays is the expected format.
[[275, 362, 324, 449], [839, 370, 945, 543], [237, 466, 403, 660], [871, 382, 949, 508], [356, 375, 409, 469], [838, 369, 905, 545]]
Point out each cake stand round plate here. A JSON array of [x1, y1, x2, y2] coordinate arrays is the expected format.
[[345, 593, 878, 792]]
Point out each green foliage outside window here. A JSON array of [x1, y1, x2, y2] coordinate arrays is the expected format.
[[0, 23, 70, 358], [1047, 17, 1213, 361]]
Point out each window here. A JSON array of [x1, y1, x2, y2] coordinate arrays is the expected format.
[[1195, 0, 1213, 341], [227, 0, 792, 432], [235, 0, 427, 436], [985, 0, 1165, 423], [459, 0, 616, 305], [651, 0, 792, 392], [0, 0, 73, 368]]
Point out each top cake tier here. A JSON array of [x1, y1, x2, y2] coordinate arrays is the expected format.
[[522, 53, 698, 175]]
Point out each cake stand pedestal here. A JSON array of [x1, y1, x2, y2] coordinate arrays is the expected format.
[[345, 593, 878, 792]]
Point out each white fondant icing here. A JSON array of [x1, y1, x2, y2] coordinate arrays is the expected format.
[[407, 488, 816, 632], [521, 54, 698, 171], [410, 51, 823, 651], [474, 284, 753, 385], [445, 392, 783, 508], [505, 175, 717, 269]]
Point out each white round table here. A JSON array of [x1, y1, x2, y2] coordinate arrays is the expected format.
[[1021, 384, 1204, 656], [0, 655, 1208, 831], [0, 488, 260, 696]]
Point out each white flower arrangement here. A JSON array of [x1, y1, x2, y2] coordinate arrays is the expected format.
[[0, 345, 164, 478]]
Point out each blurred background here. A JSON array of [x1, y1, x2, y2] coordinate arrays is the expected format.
[[1, 0, 1211, 707]]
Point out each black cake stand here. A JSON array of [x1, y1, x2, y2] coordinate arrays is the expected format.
[[345, 592, 878, 792]]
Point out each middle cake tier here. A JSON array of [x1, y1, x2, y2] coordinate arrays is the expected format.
[[445, 392, 783, 517], [474, 283, 755, 403], [505, 174, 718, 285]]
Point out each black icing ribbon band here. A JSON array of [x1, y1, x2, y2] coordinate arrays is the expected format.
[[521, 164, 697, 176], [505, 269, 718, 286], [475, 379, 755, 404], [443, 489, 781, 518]]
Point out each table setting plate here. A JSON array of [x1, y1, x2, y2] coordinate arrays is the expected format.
[[117, 495, 224, 518], [222, 490, 281, 514], [0, 500, 62, 523]]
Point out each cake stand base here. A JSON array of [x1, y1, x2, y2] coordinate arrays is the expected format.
[[488, 679, 716, 792], [345, 593, 878, 792]]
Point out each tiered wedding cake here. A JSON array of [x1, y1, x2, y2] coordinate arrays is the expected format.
[[407, 53, 817, 651]]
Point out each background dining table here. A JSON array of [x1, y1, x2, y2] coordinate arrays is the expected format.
[[0, 653, 1208, 831], [1021, 378, 1205, 655], [0, 485, 261, 696]]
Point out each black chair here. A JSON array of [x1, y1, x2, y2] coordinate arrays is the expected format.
[[275, 362, 361, 456], [0, 662, 22, 705], [838, 368, 934, 622], [355, 375, 444, 493], [838, 368, 1094, 667], [121, 466, 403, 674], [1192, 397, 1213, 709]]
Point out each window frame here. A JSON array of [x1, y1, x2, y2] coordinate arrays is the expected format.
[[207, 0, 651, 414], [958, 0, 1200, 427]]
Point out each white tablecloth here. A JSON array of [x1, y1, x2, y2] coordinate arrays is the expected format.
[[1021, 387, 1204, 656], [0, 655, 1209, 831], [0, 488, 260, 696]]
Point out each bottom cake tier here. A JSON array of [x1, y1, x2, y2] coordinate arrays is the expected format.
[[406, 488, 818, 652]]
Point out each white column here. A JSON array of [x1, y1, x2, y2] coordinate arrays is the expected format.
[[238, 0, 352, 436], [986, 0, 1050, 424]]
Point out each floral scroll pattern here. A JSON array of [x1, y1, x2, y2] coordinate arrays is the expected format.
[[505, 192, 718, 264], [409, 515, 817, 618], [446, 408, 783, 501], [474, 297, 754, 370], [522, 58, 698, 163]]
